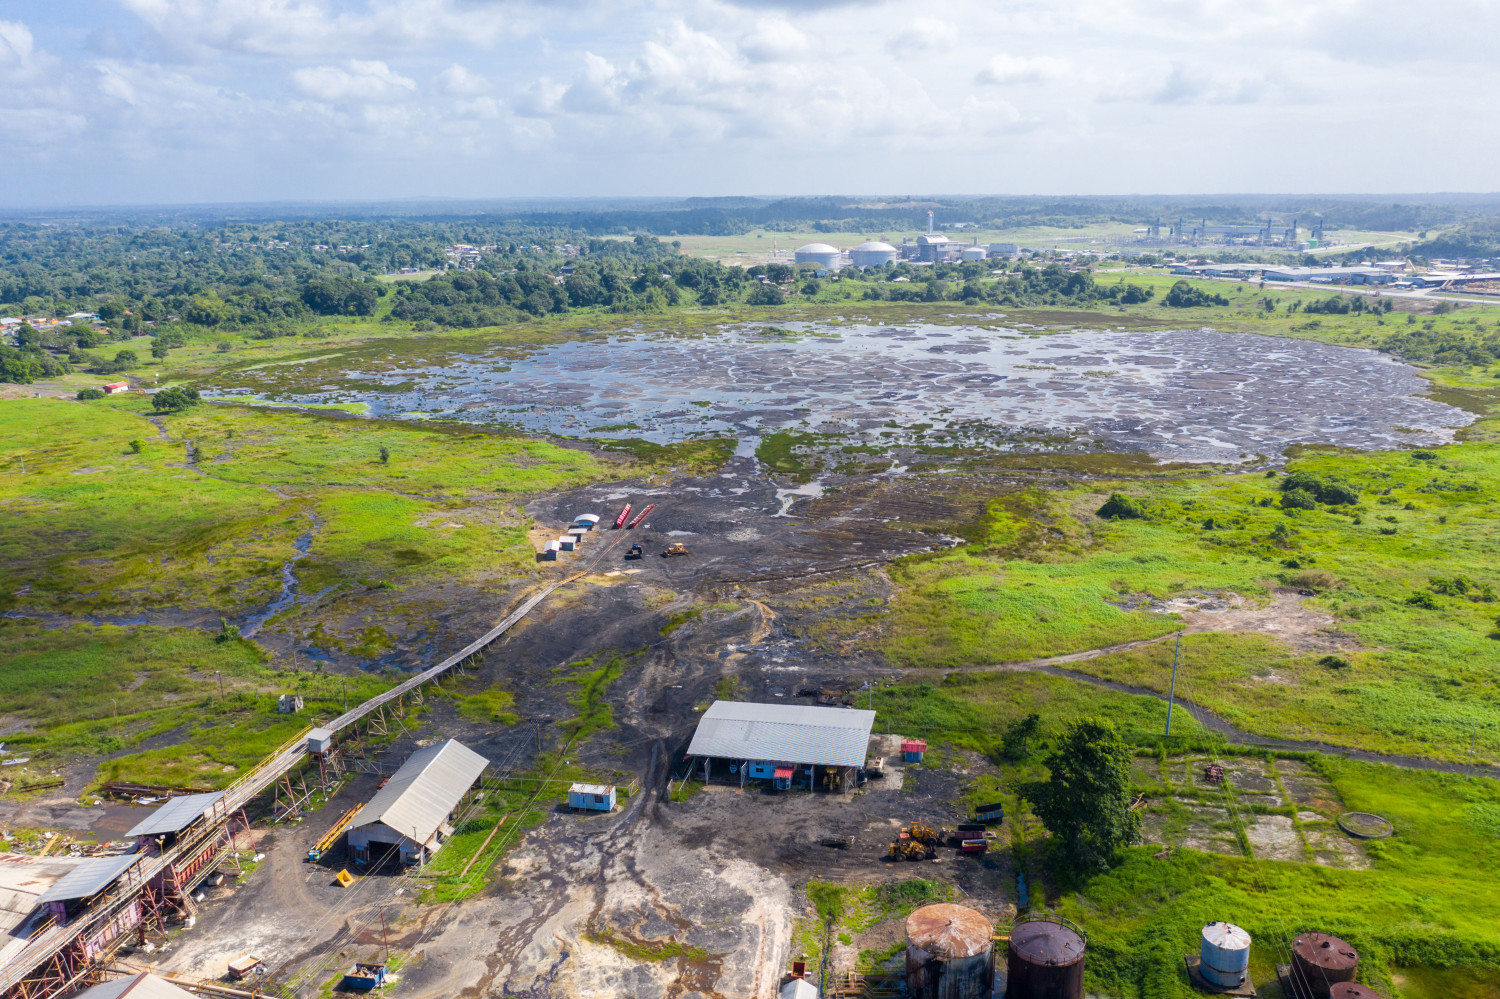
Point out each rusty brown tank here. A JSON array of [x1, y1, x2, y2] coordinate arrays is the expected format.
[[904, 903, 995, 999], [1328, 984, 1384, 999], [1290, 933, 1358, 998], [1006, 917, 1086, 999]]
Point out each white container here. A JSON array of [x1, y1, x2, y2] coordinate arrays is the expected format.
[[1201, 921, 1251, 988], [307, 728, 332, 755]]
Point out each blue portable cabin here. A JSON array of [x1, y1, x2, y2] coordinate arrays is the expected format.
[[568, 782, 616, 812], [901, 739, 927, 763]]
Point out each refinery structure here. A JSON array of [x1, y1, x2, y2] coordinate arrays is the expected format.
[[795, 212, 1020, 271]]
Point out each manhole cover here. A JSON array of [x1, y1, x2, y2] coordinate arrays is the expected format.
[[1336, 812, 1393, 839]]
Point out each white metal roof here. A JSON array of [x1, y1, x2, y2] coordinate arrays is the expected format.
[[126, 791, 224, 838], [781, 978, 820, 999], [75, 972, 197, 999], [573, 514, 600, 523], [349, 739, 488, 846], [795, 243, 839, 254], [569, 783, 614, 795], [853, 241, 896, 252], [687, 701, 876, 768], [35, 853, 142, 905]]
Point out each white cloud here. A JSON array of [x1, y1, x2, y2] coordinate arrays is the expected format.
[[435, 64, 489, 95], [0, 0, 1495, 203], [975, 54, 1067, 86], [292, 59, 416, 103], [0, 20, 36, 65], [113, 0, 521, 60], [890, 17, 956, 54], [739, 18, 810, 62]]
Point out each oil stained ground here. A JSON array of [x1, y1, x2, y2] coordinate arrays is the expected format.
[[210, 323, 1471, 462]]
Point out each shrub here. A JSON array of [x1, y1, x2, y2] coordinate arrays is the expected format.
[[1406, 591, 1439, 609], [76, 388, 105, 400], [1318, 655, 1351, 670], [746, 283, 786, 306], [1096, 493, 1147, 520], [1290, 569, 1336, 591], [1280, 488, 1318, 510], [1430, 576, 1473, 596], [1280, 471, 1358, 505], [1163, 280, 1228, 308]]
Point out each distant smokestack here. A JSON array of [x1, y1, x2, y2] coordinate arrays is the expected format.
[[927, 210, 934, 235]]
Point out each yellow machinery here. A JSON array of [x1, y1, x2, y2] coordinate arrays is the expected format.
[[308, 805, 360, 862], [889, 822, 940, 861], [662, 542, 689, 557]]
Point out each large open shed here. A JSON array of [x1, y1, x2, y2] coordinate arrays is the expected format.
[[685, 700, 877, 792]]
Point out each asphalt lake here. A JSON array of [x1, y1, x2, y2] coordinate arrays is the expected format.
[[212, 323, 1472, 462]]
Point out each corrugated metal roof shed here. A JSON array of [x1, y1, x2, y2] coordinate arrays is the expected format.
[[35, 854, 142, 905], [349, 740, 488, 846], [687, 701, 876, 768], [569, 783, 612, 796], [126, 792, 224, 838], [75, 972, 197, 999], [0, 853, 88, 946]]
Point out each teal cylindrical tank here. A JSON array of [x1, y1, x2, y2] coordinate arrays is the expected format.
[[1200, 921, 1251, 989]]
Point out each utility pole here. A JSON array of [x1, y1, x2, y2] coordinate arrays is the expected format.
[[535, 720, 542, 754], [215, 670, 225, 702], [1164, 631, 1182, 737], [111, 698, 119, 739], [380, 906, 390, 962], [341, 676, 348, 713]]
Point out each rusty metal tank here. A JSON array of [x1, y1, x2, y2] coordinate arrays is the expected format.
[[1328, 985, 1384, 999], [1006, 915, 1086, 999], [904, 903, 995, 999], [1290, 933, 1358, 998]]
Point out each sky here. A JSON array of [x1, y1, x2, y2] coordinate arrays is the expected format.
[[1, 0, 1497, 207]]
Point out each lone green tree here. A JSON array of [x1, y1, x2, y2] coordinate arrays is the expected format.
[[378, 446, 390, 464], [1022, 718, 1141, 873]]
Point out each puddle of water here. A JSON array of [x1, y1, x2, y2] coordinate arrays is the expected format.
[[210, 323, 1474, 462], [774, 480, 825, 517], [89, 802, 153, 841], [241, 522, 315, 638]]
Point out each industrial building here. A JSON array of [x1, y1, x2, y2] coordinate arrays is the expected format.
[[1262, 266, 1396, 285], [126, 791, 227, 851], [0, 854, 94, 969], [849, 241, 898, 268], [346, 739, 488, 868], [793, 243, 841, 270], [913, 232, 952, 263], [684, 700, 877, 792], [35, 855, 145, 924], [74, 973, 197, 999]]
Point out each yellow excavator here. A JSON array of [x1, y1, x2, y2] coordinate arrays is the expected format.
[[889, 822, 939, 861]]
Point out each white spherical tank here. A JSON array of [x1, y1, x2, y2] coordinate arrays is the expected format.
[[850, 241, 898, 268], [794, 242, 841, 270], [960, 247, 988, 261], [1200, 921, 1251, 989]]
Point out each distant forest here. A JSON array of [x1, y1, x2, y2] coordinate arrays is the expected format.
[[2, 193, 1498, 381]]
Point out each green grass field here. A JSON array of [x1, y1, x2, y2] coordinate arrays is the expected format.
[[882, 439, 1500, 764], [0, 621, 394, 789]]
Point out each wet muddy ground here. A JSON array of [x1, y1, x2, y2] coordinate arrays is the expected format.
[[209, 323, 1472, 462]]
